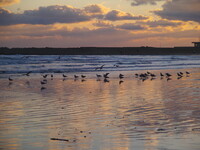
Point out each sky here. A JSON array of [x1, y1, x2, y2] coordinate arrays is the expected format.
[[0, 0, 200, 47]]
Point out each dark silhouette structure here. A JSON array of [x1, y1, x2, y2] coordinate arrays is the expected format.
[[192, 42, 200, 48], [0, 46, 199, 55]]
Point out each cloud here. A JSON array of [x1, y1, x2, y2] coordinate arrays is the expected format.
[[0, 0, 19, 6], [116, 23, 145, 30], [93, 20, 113, 28], [105, 10, 148, 21], [130, 0, 165, 6], [144, 20, 182, 27], [0, 5, 91, 25], [0, 5, 148, 25], [153, 0, 200, 23], [84, 4, 107, 14], [0, 24, 199, 47], [0, 25, 135, 47]]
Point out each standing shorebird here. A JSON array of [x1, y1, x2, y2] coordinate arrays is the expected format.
[[119, 74, 124, 79], [186, 71, 190, 75], [63, 74, 67, 78], [74, 75, 79, 79], [165, 73, 172, 78], [42, 74, 48, 78], [135, 73, 139, 78], [96, 74, 102, 78], [81, 75, 86, 78], [160, 73, 164, 77], [8, 77, 13, 81], [103, 73, 109, 78]]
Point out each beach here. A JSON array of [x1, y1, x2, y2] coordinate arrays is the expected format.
[[0, 67, 200, 150]]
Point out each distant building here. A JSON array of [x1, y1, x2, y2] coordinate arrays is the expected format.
[[192, 42, 200, 47]]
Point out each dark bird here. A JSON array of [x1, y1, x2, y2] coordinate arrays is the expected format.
[[81, 75, 86, 78], [135, 73, 139, 77], [42, 74, 48, 78], [165, 73, 172, 77], [8, 77, 13, 81], [23, 71, 32, 76], [74, 75, 79, 79], [150, 73, 156, 78], [51, 74, 53, 78], [103, 73, 109, 78], [186, 71, 190, 75], [95, 65, 105, 70], [114, 64, 119, 67], [160, 73, 164, 77], [119, 74, 124, 79], [96, 74, 102, 78], [139, 73, 147, 78], [179, 72, 183, 75], [177, 72, 183, 77], [63, 74, 67, 78], [147, 71, 151, 75]]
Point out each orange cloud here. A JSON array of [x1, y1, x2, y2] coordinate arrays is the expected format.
[[0, 0, 20, 6]]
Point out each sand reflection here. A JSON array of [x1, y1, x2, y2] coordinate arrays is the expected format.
[[0, 70, 200, 150]]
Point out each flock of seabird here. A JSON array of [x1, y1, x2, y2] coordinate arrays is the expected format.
[[8, 69, 191, 90]]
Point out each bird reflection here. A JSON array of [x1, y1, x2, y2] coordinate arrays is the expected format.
[[119, 80, 124, 84]]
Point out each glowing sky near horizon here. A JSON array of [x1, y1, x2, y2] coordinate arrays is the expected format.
[[0, 0, 199, 47]]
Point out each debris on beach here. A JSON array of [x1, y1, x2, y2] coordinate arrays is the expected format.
[[50, 138, 69, 142]]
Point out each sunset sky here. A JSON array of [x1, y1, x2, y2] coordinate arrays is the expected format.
[[0, 0, 199, 47]]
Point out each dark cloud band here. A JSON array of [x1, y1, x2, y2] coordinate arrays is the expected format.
[[0, 5, 148, 25]]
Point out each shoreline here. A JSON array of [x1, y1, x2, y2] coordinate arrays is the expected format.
[[1, 47, 200, 55]]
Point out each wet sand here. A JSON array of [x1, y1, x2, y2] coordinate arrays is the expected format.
[[0, 68, 200, 150]]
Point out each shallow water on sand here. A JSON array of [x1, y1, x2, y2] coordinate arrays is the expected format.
[[0, 69, 200, 150]]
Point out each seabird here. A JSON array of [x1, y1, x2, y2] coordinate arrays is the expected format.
[[63, 74, 67, 78], [96, 74, 102, 78], [95, 65, 105, 70], [165, 73, 172, 77], [186, 71, 190, 75], [150, 73, 156, 78], [103, 73, 109, 78], [119, 74, 124, 79], [74, 75, 79, 79], [42, 74, 48, 78], [8, 77, 13, 81], [177, 72, 183, 77], [114, 64, 119, 67], [135, 73, 139, 77], [23, 71, 32, 76], [160, 73, 164, 77], [147, 71, 151, 75], [81, 75, 86, 78]]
